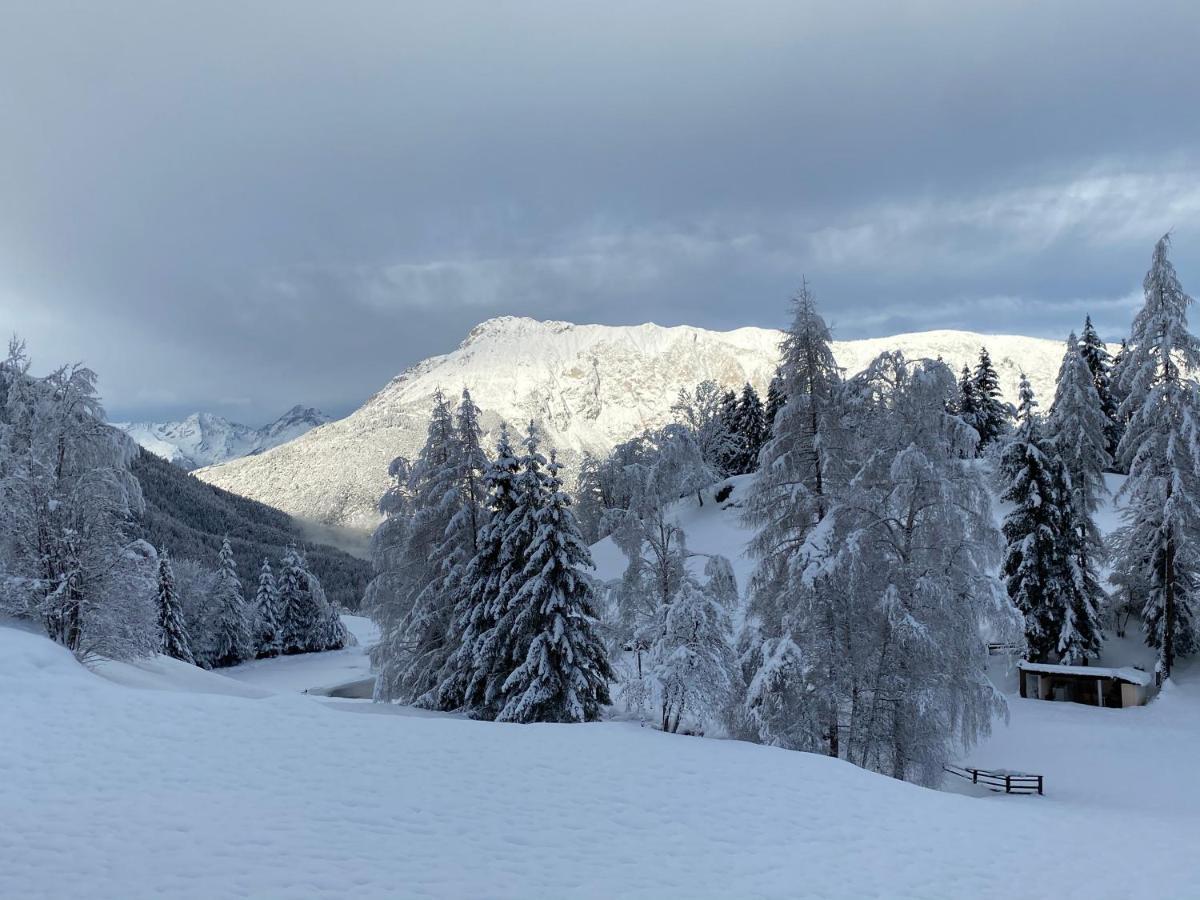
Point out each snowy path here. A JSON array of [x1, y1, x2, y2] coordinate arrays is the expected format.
[[219, 614, 379, 695], [3, 620, 1199, 899]]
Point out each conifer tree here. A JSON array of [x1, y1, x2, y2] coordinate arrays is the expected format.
[[957, 364, 980, 450], [1079, 315, 1122, 460], [495, 451, 614, 723], [764, 369, 786, 438], [728, 383, 767, 474], [1048, 333, 1111, 565], [1111, 235, 1200, 677], [279, 543, 323, 655], [463, 421, 553, 718], [254, 557, 283, 658], [1001, 390, 1101, 663], [971, 347, 1012, 449], [438, 425, 522, 714], [717, 389, 740, 474], [210, 536, 252, 667], [156, 549, 194, 664]]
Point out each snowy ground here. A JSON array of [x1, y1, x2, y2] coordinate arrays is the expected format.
[[6, 473, 1198, 898], [3, 609, 1199, 899]]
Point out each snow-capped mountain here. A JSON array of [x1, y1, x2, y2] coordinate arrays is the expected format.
[[116, 405, 332, 470], [194, 317, 1069, 529]]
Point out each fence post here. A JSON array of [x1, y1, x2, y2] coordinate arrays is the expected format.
[[1005, 774, 1011, 794], [1037, 776, 1043, 796], [972, 769, 978, 785]]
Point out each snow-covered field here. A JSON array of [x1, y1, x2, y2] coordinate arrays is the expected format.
[[4, 599, 1198, 899], [5, 471, 1197, 898]]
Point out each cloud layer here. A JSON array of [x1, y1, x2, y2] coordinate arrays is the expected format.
[[3, 1, 1199, 422]]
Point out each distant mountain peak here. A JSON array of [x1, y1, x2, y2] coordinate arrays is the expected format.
[[115, 405, 332, 471], [194, 318, 1069, 530]]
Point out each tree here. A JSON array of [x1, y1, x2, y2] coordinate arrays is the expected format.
[[742, 351, 1011, 785], [1111, 235, 1200, 677], [368, 389, 483, 704], [672, 380, 739, 479], [1048, 334, 1111, 569], [1079, 315, 1122, 461], [210, 536, 253, 667], [727, 383, 768, 474], [0, 338, 156, 659], [971, 347, 1012, 449], [156, 549, 194, 664], [254, 557, 283, 658], [957, 364, 980, 446], [437, 424, 522, 715], [764, 369, 786, 439], [279, 544, 323, 655], [1001, 392, 1102, 664], [495, 451, 614, 723], [651, 549, 739, 733]]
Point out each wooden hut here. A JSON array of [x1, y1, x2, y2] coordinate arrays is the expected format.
[[1018, 662, 1156, 709]]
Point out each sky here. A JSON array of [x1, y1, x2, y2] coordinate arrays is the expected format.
[[3, 1, 1200, 424]]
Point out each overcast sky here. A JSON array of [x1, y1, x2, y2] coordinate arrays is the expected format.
[[3, 1, 1200, 424]]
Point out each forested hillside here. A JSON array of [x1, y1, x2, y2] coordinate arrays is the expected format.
[[131, 449, 370, 610]]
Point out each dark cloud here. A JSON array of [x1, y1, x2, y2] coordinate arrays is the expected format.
[[3, 1, 1199, 422]]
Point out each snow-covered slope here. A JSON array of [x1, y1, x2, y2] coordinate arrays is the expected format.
[[116, 405, 332, 470], [4, 609, 1200, 898], [196, 317, 1067, 529]]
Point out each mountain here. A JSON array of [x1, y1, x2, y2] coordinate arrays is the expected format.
[[131, 448, 371, 609], [195, 316, 1069, 530], [116, 405, 332, 470]]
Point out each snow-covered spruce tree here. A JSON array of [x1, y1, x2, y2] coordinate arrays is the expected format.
[[156, 549, 194, 664], [1079, 315, 1122, 461], [455, 421, 552, 718], [279, 544, 323, 655], [956, 363, 980, 443], [738, 284, 848, 752], [1001, 382, 1102, 664], [971, 347, 1012, 449], [495, 451, 614, 723], [764, 368, 786, 438], [254, 557, 283, 658], [1111, 235, 1200, 677], [726, 383, 767, 475], [437, 424, 521, 715], [1048, 333, 1112, 583], [0, 338, 156, 658], [368, 389, 483, 704], [209, 536, 253, 667], [314, 573, 348, 651]]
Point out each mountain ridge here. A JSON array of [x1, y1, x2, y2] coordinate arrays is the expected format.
[[116, 405, 332, 470], [195, 317, 1071, 529]]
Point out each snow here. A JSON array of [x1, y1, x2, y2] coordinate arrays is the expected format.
[[3, 613, 1199, 898], [195, 317, 1067, 528], [1017, 661, 1154, 686], [115, 406, 331, 470]]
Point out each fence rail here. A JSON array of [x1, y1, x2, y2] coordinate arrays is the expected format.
[[944, 764, 1043, 795]]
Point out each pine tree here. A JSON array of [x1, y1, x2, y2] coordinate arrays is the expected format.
[[369, 390, 477, 702], [1001, 404, 1101, 663], [314, 574, 348, 651], [764, 368, 786, 438], [438, 425, 522, 715], [728, 383, 767, 474], [1111, 235, 1200, 677], [1048, 333, 1111, 564], [463, 421, 553, 718], [717, 388, 740, 474], [279, 544, 323, 655], [495, 451, 614, 723], [210, 536, 252, 667], [254, 558, 283, 658], [156, 549, 194, 664], [971, 347, 1012, 449], [1079, 315, 1122, 461]]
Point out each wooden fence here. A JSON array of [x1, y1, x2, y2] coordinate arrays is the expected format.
[[943, 764, 1043, 795]]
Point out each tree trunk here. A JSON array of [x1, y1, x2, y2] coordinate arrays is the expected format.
[[1164, 536, 1176, 679]]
